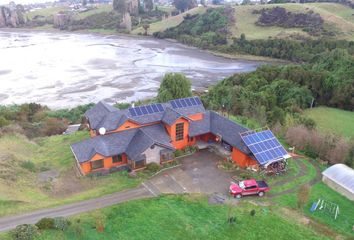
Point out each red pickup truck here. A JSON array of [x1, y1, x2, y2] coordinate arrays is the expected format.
[[229, 179, 270, 199]]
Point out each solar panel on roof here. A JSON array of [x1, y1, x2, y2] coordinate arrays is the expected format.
[[151, 104, 158, 112], [146, 105, 153, 114], [156, 104, 164, 112], [129, 108, 137, 117], [241, 129, 289, 165], [128, 103, 165, 117], [170, 97, 203, 109]]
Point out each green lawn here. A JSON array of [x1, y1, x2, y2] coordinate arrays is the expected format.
[[273, 183, 354, 237], [1, 195, 329, 240], [0, 132, 146, 217], [304, 107, 354, 139]]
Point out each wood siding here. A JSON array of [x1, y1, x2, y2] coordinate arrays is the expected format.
[[231, 147, 258, 167]]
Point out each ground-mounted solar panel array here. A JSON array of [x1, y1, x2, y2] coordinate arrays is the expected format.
[[241, 130, 288, 165], [170, 97, 202, 109], [128, 103, 165, 117]]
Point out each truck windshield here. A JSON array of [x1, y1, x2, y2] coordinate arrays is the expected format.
[[239, 181, 245, 189]]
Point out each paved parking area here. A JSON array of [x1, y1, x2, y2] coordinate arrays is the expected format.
[[147, 150, 234, 195]]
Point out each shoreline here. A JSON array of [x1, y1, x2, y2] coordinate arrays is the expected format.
[[0, 27, 284, 64]]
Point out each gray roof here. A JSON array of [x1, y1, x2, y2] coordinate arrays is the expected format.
[[71, 124, 174, 163], [162, 107, 183, 125], [84, 97, 206, 131], [189, 111, 251, 155], [85, 101, 119, 130], [322, 164, 354, 193]]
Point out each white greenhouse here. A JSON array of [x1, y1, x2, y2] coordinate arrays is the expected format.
[[322, 164, 354, 201]]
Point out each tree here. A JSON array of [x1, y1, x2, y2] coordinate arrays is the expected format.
[[82, 0, 87, 6], [157, 73, 192, 102], [113, 0, 126, 13], [200, 0, 206, 6], [173, 0, 196, 12], [144, 0, 154, 12], [143, 24, 150, 35]]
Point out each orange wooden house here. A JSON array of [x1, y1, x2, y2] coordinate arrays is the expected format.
[[71, 97, 259, 175]]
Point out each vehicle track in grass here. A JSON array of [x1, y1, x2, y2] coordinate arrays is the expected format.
[[267, 157, 322, 198]]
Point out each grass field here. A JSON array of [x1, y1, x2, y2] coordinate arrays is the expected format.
[[0, 195, 330, 240], [273, 182, 354, 237], [304, 107, 354, 139], [0, 132, 145, 217], [132, 6, 207, 34], [230, 3, 354, 41]]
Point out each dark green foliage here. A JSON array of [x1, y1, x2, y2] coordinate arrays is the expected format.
[[157, 73, 192, 102], [20, 161, 36, 172], [255, 7, 324, 36], [67, 11, 122, 30], [12, 224, 38, 240], [230, 37, 354, 62], [154, 7, 233, 47], [146, 162, 161, 173], [203, 50, 354, 126], [303, 144, 318, 159], [53, 217, 71, 231], [173, 0, 196, 12], [36, 218, 55, 230], [250, 209, 256, 217], [114, 102, 131, 110], [0, 116, 10, 127], [47, 103, 94, 124], [174, 149, 184, 157]]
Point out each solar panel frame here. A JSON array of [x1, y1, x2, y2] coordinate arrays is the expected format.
[[241, 129, 288, 165]]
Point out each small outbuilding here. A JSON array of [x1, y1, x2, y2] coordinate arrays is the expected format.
[[322, 164, 354, 201]]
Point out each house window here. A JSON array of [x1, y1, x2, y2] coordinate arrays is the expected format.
[[175, 123, 184, 141], [135, 159, 146, 169], [112, 155, 123, 164], [91, 159, 104, 170]]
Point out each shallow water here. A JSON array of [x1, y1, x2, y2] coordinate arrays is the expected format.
[[0, 30, 263, 108]]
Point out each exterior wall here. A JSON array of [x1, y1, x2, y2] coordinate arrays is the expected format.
[[188, 113, 204, 121], [113, 120, 141, 132], [197, 133, 216, 142], [90, 129, 96, 137], [322, 176, 354, 201], [142, 145, 164, 164], [79, 153, 128, 175], [231, 147, 258, 168], [169, 118, 190, 150]]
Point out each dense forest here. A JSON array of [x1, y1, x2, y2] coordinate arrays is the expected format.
[[203, 49, 354, 125]]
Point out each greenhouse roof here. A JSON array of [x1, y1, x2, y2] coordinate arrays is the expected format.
[[322, 164, 354, 193]]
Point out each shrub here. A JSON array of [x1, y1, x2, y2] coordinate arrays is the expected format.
[[250, 209, 256, 217], [146, 162, 161, 173], [174, 149, 184, 158], [12, 224, 38, 240], [20, 161, 36, 172], [297, 184, 310, 209], [35, 217, 54, 230], [53, 217, 71, 231]]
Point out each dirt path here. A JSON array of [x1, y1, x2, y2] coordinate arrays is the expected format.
[[0, 185, 153, 232], [267, 157, 322, 198]]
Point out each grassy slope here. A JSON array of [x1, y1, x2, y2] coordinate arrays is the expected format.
[[1, 195, 329, 240], [230, 3, 354, 41], [304, 107, 354, 139], [132, 6, 207, 34], [0, 132, 143, 217]]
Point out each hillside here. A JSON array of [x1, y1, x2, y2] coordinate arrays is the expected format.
[[304, 107, 354, 139], [0, 132, 143, 217], [230, 3, 354, 41]]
